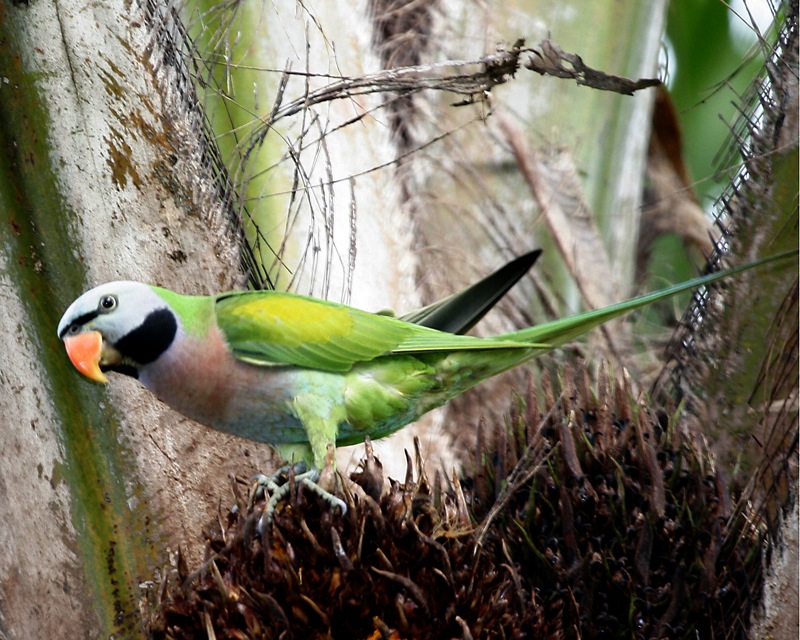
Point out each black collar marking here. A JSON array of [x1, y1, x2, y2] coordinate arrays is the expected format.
[[113, 308, 178, 365]]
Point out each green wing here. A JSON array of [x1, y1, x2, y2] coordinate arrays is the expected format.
[[215, 291, 415, 371], [215, 290, 538, 372]]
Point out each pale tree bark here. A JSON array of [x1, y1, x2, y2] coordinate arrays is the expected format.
[[0, 0, 422, 635]]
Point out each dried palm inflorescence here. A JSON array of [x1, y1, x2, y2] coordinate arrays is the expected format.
[[147, 365, 764, 639]]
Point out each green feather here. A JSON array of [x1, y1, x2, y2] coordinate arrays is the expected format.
[[214, 291, 411, 371], [214, 289, 540, 372]]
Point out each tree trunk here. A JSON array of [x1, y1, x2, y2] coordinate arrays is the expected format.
[[1, 1, 250, 636]]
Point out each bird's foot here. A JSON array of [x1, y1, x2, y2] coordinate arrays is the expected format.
[[255, 448, 347, 532]]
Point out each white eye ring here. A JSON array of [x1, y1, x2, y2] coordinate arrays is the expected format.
[[99, 295, 117, 312]]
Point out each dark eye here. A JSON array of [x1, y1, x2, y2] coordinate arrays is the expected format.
[[67, 324, 80, 335], [99, 295, 117, 312]]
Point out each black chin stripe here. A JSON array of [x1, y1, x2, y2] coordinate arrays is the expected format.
[[114, 308, 178, 365]]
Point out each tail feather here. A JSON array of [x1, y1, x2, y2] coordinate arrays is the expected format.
[[502, 249, 797, 348], [400, 250, 541, 334]]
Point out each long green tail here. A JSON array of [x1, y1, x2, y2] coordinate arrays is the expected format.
[[503, 249, 797, 348]]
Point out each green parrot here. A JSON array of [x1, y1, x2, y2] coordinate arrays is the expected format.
[[56, 250, 541, 471], [57, 249, 794, 510]]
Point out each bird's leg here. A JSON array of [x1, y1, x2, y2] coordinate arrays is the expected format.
[[306, 442, 347, 511], [254, 397, 347, 530]]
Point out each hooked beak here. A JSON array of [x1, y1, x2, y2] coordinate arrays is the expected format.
[[64, 331, 109, 383]]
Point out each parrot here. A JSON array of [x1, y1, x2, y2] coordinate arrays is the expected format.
[[57, 248, 795, 518]]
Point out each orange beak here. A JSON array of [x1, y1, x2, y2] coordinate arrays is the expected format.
[[64, 331, 109, 383]]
